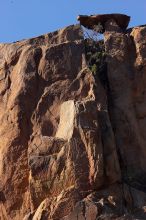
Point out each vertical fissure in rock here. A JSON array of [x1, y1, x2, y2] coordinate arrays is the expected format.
[[84, 37, 108, 90], [83, 33, 122, 185]]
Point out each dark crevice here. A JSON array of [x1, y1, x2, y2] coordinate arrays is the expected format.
[[84, 38, 108, 90], [82, 201, 87, 220], [84, 37, 113, 181], [10, 50, 22, 66]]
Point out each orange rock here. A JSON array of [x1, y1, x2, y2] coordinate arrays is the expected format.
[[0, 21, 146, 220]]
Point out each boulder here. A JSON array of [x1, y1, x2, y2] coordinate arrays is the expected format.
[[77, 13, 130, 32]]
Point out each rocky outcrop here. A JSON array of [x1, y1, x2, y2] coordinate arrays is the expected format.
[[0, 15, 146, 220], [77, 13, 130, 32]]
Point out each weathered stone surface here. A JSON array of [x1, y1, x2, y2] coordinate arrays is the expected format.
[[28, 98, 120, 215], [0, 24, 85, 219], [104, 22, 146, 183], [0, 17, 146, 220], [77, 13, 130, 32], [62, 184, 124, 220]]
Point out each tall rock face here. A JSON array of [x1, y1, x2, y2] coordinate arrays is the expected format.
[[0, 19, 146, 220], [105, 22, 146, 181]]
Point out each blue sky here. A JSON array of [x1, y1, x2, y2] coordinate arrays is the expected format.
[[0, 0, 145, 43]]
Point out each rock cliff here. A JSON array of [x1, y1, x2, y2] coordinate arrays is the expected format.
[[0, 15, 146, 220]]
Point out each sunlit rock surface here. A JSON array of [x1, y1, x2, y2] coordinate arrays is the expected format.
[[0, 16, 146, 219]]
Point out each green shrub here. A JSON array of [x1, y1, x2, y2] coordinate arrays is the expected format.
[[91, 64, 97, 75], [84, 39, 106, 77]]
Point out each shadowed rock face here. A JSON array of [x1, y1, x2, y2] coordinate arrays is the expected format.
[[77, 13, 130, 32], [0, 19, 146, 220]]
